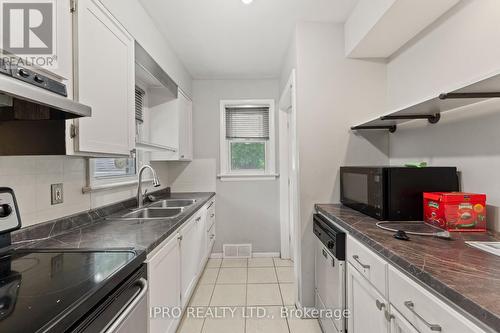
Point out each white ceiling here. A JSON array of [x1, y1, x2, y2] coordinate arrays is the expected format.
[[139, 0, 359, 79]]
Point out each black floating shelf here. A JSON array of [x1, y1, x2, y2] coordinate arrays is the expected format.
[[351, 71, 500, 133], [380, 113, 440, 124], [351, 125, 397, 133]]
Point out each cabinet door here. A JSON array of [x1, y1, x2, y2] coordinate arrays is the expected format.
[[390, 306, 419, 333], [178, 91, 193, 161], [347, 263, 390, 333], [73, 0, 134, 156], [195, 211, 207, 273], [147, 236, 181, 333], [180, 219, 199, 307]]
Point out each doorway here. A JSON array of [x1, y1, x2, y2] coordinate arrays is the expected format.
[[279, 69, 301, 306]]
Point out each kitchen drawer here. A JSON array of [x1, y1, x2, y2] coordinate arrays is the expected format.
[[347, 235, 387, 296], [388, 266, 486, 333]]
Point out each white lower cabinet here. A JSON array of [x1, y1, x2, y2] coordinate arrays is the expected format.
[[146, 198, 216, 333], [147, 236, 181, 333], [347, 263, 390, 333], [344, 234, 488, 333], [180, 218, 200, 308]]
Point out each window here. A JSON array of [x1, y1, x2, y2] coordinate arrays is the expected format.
[[220, 100, 276, 180], [92, 158, 136, 179]]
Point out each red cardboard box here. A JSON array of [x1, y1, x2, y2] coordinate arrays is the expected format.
[[423, 192, 487, 232]]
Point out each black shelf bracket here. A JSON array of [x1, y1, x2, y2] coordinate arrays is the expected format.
[[380, 113, 441, 124], [439, 92, 500, 99], [351, 125, 397, 133]]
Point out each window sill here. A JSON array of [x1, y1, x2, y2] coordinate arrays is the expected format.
[[82, 178, 153, 193], [217, 174, 279, 182]]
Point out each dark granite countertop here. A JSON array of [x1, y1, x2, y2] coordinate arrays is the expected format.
[[13, 192, 215, 254], [315, 204, 500, 332]]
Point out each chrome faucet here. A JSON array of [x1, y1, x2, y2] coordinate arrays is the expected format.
[[137, 165, 161, 208]]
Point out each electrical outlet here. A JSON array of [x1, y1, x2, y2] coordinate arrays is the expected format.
[[51, 184, 63, 205]]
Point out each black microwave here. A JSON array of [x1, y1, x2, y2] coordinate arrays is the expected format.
[[340, 167, 459, 221]]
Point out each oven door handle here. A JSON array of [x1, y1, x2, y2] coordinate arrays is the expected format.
[[104, 278, 148, 333]]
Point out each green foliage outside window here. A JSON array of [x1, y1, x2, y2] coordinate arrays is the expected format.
[[230, 142, 266, 170]]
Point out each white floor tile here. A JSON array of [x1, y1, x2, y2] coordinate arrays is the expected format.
[[202, 318, 245, 333], [246, 315, 289, 333], [248, 257, 274, 267], [248, 267, 278, 284], [288, 318, 322, 333], [274, 258, 294, 267], [221, 258, 248, 268], [210, 284, 247, 306], [177, 315, 204, 333], [190, 284, 215, 307], [217, 268, 247, 284], [247, 284, 283, 306], [202, 307, 245, 333], [199, 268, 219, 285], [276, 267, 295, 283], [206, 259, 222, 268], [279, 283, 296, 306]]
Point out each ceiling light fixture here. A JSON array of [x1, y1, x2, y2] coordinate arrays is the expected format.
[[241, 0, 253, 4]]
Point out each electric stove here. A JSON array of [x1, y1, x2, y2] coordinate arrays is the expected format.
[[0, 188, 147, 333]]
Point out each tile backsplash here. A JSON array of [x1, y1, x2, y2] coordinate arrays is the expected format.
[[0, 156, 165, 228]]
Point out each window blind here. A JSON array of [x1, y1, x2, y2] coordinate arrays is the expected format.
[[93, 158, 136, 179], [225, 106, 270, 139], [135, 87, 145, 123]]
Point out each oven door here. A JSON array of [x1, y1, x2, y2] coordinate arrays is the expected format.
[[70, 266, 148, 333], [340, 167, 385, 220]]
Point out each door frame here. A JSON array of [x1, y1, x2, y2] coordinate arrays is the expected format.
[[279, 69, 301, 304]]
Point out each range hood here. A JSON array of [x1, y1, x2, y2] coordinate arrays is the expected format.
[[0, 64, 91, 156], [135, 42, 178, 98], [0, 67, 91, 120]]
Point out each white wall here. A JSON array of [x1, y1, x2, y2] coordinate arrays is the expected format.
[[292, 22, 389, 306], [101, 0, 193, 96], [387, 0, 500, 231], [0, 156, 168, 227], [186, 79, 281, 253]]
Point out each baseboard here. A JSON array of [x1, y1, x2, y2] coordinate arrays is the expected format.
[[252, 252, 280, 258], [210, 252, 281, 259]]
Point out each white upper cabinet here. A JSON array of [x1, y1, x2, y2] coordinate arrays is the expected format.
[[37, 0, 73, 84], [150, 88, 193, 161], [71, 0, 135, 156]]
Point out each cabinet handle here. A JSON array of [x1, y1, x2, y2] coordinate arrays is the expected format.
[[207, 201, 215, 209], [384, 310, 394, 322], [210, 234, 215, 240], [404, 301, 442, 332], [352, 255, 370, 269], [195, 217, 201, 222], [375, 299, 386, 311], [177, 235, 183, 241], [210, 213, 215, 218]]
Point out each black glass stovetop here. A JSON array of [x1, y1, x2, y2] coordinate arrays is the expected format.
[[0, 249, 139, 333]]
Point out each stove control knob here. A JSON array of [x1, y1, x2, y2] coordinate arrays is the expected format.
[[0, 204, 13, 218], [327, 240, 335, 250], [18, 68, 30, 78]]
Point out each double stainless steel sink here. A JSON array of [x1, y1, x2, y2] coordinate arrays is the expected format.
[[110, 199, 197, 221]]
